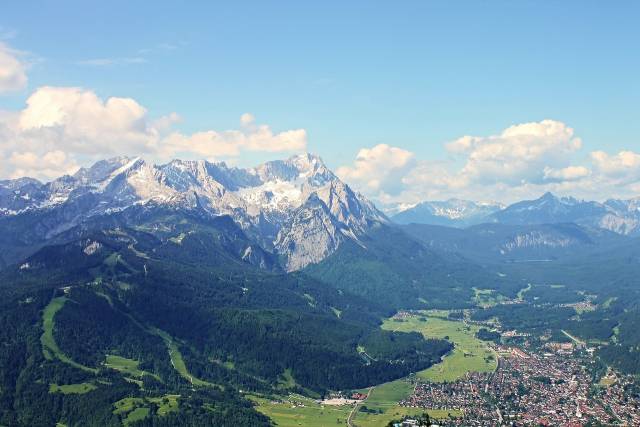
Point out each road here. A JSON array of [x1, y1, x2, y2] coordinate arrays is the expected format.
[[347, 386, 373, 427]]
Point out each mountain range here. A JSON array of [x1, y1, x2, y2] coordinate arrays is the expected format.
[[3, 153, 640, 425], [392, 192, 640, 235], [0, 153, 386, 271], [3, 154, 640, 275], [0, 154, 461, 426], [391, 199, 504, 227]]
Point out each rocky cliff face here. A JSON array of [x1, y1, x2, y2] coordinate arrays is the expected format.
[[0, 153, 388, 270]]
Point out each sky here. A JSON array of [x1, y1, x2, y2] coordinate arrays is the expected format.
[[0, 1, 639, 206]]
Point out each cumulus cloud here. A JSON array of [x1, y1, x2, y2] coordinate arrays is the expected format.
[[591, 150, 640, 181], [339, 120, 640, 205], [336, 144, 415, 195], [0, 42, 28, 93], [448, 120, 583, 185], [9, 150, 79, 180], [17, 86, 158, 155], [0, 86, 307, 180], [543, 166, 591, 182], [159, 115, 306, 160]]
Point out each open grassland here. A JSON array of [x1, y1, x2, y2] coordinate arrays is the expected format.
[[151, 327, 214, 387], [354, 406, 461, 427], [382, 312, 497, 382], [473, 287, 507, 308], [358, 379, 412, 405], [149, 395, 180, 416], [114, 397, 145, 415], [40, 297, 98, 373], [253, 382, 461, 427], [255, 312, 487, 426], [49, 382, 97, 394], [352, 380, 461, 426], [104, 354, 161, 381], [105, 355, 143, 376], [123, 407, 149, 425], [250, 394, 352, 427], [113, 395, 179, 425]]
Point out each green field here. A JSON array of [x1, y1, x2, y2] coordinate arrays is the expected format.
[[382, 312, 497, 382], [40, 297, 98, 373], [354, 406, 460, 427], [473, 287, 507, 308], [151, 327, 214, 387], [351, 380, 461, 426], [148, 395, 180, 416], [104, 354, 161, 381], [49, 382, 97, 394], [105, 355, 143, 375], [252, 384, 461, 427], [123, 407, 149, 425], [114, 398, 145, 415], [113, 395, 179, 424], [250, 394, 352, 426], [254, 312, 490, 426]]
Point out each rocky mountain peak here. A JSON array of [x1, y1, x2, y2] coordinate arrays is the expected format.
[[0, 153, 387, 271]]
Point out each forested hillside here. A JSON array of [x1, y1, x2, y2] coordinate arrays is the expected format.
[[0, 217, 452, 426]]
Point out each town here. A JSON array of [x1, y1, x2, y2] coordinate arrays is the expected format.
[[400, 341, 640, 426]]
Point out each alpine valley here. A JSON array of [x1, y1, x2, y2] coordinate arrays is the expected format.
[[2, 154, 640, 426]]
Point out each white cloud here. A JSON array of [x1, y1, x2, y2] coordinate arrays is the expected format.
[[591, 150, 640, 181], [159, 114, 307, 160], [0, 42, 28, 94], [16, 86, 158, 156], [339, 120, 640, 205], [336, 144, 415, 195], [240, 113, 255, 126], [448, 119, 582, 185], [543, 165, 591, 182], [0, 87, 307, 180], [9, 150, 79, 180]]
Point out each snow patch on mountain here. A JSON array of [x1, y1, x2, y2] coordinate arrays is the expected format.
[[0, 153, 387, 270], [392, 199, 504, 227]]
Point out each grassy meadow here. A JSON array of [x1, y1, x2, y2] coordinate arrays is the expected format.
[[382, 311, 497, 382]]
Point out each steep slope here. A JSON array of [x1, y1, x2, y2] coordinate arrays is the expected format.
[[275, 180, 385, 271], [600, 198, 640, 235], [0, 221, 451, 425], [305, 223, 516, 310], [0, 153, 387, 270], [401, 222, 628, 264]]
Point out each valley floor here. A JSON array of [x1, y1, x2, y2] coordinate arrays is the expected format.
[[252, 311, 489, 426]]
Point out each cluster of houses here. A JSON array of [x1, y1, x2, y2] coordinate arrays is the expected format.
[[399, 342, 640, 426]]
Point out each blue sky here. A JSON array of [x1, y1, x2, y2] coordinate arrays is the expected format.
[[1, 1, 639, 204]]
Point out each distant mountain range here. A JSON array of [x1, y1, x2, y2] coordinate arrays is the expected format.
[[392, 192, 640, 236], [392, 199, 504, 227], [4, 154, 640, 274], [400, 222, 628, 264]]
